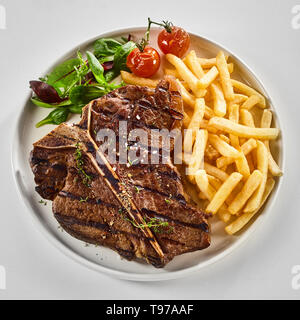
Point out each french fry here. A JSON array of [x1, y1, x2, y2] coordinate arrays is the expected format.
[[166, 53, 206, 97], [211, 82, 227, 117], [228, 103, 240, 148], [216, 138, 257, 168], [227, 63, 234, 74], [218, 206, 232, 222], [183, 112, 191, 128], [232, 94, 248, 104], [197, 56, 228, 68], [197, 66, 219, 89], [216, 51, 235, 100], [207, 174, 222, 190], [120, 71, 158, 87], [219, 134, 231, 144], [188, 130, 208, 182], [208, 117, 279, 139], [203, 106, 215, 119], [240, 109, 255, 127], [206, 172, 243, 214], [241, 95, 260, 110], [176, 79, 196, 108], [184, 50, 205, 78], [208, 134, 242, 158], [225, 178, 275, 234], [204, 162, 229, 181], [205, 143, 220, 161], [183, 98, 205, 155], [228, 104, 250, 178], [260, 110, 283, 176], [231, 79, 266, 108], [199, 119, 218, 133], [227, 170, 263, 214], [195, 169, 209, 191], [244, 141, 269, 212]]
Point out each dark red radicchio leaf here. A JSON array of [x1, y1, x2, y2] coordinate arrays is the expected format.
[[29, 80, 65, 103], [102, 61, 114, 71]]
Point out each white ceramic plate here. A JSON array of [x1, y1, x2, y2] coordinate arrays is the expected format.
[[12, 27, 284, 281]]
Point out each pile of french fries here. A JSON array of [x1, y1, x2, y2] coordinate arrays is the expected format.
[[121, 49, 282, 235]]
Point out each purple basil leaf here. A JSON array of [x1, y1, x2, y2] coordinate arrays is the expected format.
[[29, 80, 65, 103]]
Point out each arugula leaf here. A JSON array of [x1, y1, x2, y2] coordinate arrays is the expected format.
[[31, 97, 72, 108], [113, 41, 136, 73], [36, 108, 70, 128], [94, 38, 122, 58], [69, 85, 107, 105], [86, 51, 105, 84]]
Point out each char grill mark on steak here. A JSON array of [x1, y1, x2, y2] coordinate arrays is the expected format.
[[30, 78, 210, 267]]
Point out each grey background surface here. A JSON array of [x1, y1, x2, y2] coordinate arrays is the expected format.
[[0, 0, 299, 299]]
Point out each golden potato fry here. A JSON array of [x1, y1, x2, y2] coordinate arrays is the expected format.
[[121, 71, 158, 87], [218, 205, 232, 223], [184, 50, 205, 78], [240, 109, 255, 127], [228, 103, 240, 148], [207, 174, 222, 190], [205, 143, 220, 161], [188, 130, 208, 182], [219, 134, 231, 144], [232, 94, 248, 104], [241, 95, 260, 110], [227, 63, 234, 74], [208, 117, 279, 139], [195, 169, 209, 191], [228, 104, 250, 178], [208, 133, 242, 158], [197, 56, 228, 68], [183, 98, 205, 155], [216, 51, 235, 100], [211, 82, 227, 117], [206, 172, 243, 214], [231, 79, 266, 108], [216, 138, 257, 168], [244, 141, 269, 212], [227, 170, 263, 214], [204, 162, 229, 181], [166, 53, 206, 97], [225, 178, 275, 234], [198, 66, 219, 89], [176, 79, 196, 108], [260, 110, 283, 176], [183, 111, 191, 128]]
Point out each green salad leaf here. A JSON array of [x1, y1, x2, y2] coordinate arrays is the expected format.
[[94, 38, 122, 58], [86, 51, 105, 84], [69, 85, 108, 105], [31, 97, 72, 108], [36, 108, 70, 128], [113, 41, 136, 73], [46, 58, 80, 96]]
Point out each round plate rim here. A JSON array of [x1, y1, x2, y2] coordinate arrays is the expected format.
[[11, 26, 285, 281]]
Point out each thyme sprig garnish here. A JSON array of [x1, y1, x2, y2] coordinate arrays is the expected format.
[[74, 143, 92, 187], [127, 216, 173, 234], [118, 207, 173, 234]]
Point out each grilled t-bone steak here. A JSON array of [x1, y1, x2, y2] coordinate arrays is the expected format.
[[30, 77, 210, 267]]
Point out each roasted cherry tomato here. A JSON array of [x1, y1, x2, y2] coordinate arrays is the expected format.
[[126, 46, 160, 78], [157, 26, 190, 58]]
